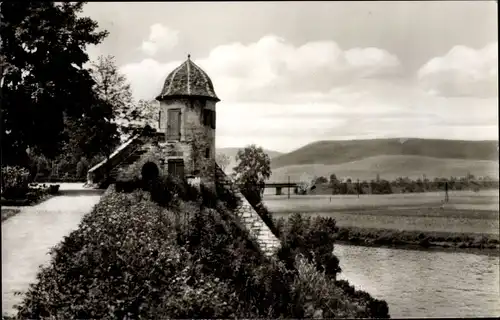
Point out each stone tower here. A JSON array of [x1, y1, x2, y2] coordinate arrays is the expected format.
[[155, 55, 219, 186]]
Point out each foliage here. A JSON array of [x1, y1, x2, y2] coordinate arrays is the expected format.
[[233, 144, 271, 202], [75, 158, 90, 180], [90, 55, 148, 142], [135, 99, 160, 130], [297, 173, 317, 195], [1, 2, 108, 164], [216, 153, 230, 171], [276, 214, 341, 278], [334, 226, 500, 250], [185, 122, 214, 177], [12, 180, 389, 319], [292, 254, 360, 318], [311, 173, 499, 195], [1, 166, 30, 194], [1, 174, 59, 205]]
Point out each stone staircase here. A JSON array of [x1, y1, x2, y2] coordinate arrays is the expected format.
[[215, 164, 281, 257], [87, 135, 144, 185], [108, 147, 148, 180]]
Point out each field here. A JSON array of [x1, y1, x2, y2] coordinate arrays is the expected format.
[[264, 189, 499, 235]]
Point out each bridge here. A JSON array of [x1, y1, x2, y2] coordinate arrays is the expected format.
[[230, 182, 301, 195], [264, 182, 300, 195]]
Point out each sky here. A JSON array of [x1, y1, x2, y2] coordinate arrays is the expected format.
[[82, 1, 498, 153]]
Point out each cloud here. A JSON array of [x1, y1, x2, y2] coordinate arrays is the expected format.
[[122, 34, 401, 101], [117, 35, 497, 152], [140, 23, 179, 56], [120, 59, 180, 100], [417, 42, 498, 97]]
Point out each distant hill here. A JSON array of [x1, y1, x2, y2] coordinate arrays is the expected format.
[[269, 155, 499, 182], [216, 147, 282, 172], [271, 138, 499, 169]]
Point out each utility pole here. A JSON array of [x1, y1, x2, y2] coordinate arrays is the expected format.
[[288, 175, 290, 199], [445, 181, 449, 203], [357, 178, 360, 198]]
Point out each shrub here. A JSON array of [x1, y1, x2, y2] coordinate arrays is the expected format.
[[13, 186, 389, 319], [278, 213, 341, 279], [48, 185, 60, 195], [1, 166, 30, 199]]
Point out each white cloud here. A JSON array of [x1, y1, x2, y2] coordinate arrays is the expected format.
[[118, 36, 497, 152], [417, 42, 498, 97], [122, 34, 401, 101], [140, 23, 179, 56], [120, 59, 180, 100]]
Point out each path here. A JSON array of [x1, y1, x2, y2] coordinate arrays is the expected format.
[[1, 183, 103, 316]]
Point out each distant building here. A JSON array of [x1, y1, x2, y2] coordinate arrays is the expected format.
[[87, 55, 219, 187]]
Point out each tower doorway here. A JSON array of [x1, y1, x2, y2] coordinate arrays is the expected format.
[[141, 162, 159, 182]]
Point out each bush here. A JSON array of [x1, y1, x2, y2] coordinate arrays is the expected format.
[[48, 185, 60, 195], [13, 186, 389, 319], [1, 166, 31, 199], [278, 213, 341, 279]]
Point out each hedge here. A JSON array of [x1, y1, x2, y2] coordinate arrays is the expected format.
[[12, 177, 390, 319]]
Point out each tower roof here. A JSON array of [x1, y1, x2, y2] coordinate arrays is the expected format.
[[156, 55, 220, 102]]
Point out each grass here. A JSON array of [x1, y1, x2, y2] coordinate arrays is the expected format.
[[265, 190, 500, 249], [1, 208, 21, 222], [333, 226, 499, 254]]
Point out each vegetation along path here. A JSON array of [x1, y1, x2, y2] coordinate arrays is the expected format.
[[1, 184, 103, 316]]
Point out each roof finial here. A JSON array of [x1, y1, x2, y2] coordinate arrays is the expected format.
[[187, 53, 191, 59]]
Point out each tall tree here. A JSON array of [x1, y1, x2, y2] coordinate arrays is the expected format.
[[233, 145, 271, 203], [1, 2, 108, 165], [90, 55, 139, 136]]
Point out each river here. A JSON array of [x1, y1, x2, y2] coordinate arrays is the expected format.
[[334, 244, 500, 318]]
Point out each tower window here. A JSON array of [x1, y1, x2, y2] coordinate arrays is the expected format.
[[167, 109, 181, 140], [203, 110, 216, 129], [210, 111, 216, 129], [205, 147, 210, 158], [203, 110, 210, 126]]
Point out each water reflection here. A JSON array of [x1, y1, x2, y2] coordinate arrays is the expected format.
[[334, 244, 500, 318]]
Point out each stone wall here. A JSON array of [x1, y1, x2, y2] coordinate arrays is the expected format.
[[215, 164, 281, 257]]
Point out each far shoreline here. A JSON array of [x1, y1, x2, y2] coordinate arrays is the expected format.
[[334, 239, 500, 257]]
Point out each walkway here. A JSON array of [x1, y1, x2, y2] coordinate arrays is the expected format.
[[1, 183, 103, 316]]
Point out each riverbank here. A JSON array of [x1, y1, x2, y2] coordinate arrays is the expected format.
[[334, 226, 500, 256]]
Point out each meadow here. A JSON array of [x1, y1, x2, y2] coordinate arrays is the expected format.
[[264, 189, 499, 235]]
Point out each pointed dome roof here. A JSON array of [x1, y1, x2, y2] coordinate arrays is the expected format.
[[156, 55, 219, 102]]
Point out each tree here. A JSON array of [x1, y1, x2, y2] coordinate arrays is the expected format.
[[68, 54, 145, 182], [90, 55, 147, 138], [216, 153, 230, 172], [76, 157, 90, 180], [314, 176, 328, 184], [297, 173, 316, 195], [329, 173, 341, 194], [233, 145, 271, 204], [1, 2, 108, 165], [136, 99, 160, 131]]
